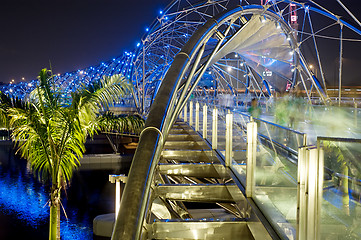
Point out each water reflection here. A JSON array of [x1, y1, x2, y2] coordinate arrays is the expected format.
[[0, 144, 122, 239]]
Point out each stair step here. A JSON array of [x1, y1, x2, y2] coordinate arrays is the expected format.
[[154, 184, 237, 202], [166, 133, 203, 141], [161, 150, 219, 163], [158, 163, 229, 178], [149, 221, 254, 240], [164, 140, 210, 150]]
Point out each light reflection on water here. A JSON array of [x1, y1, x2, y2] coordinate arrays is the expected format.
[[0, 171, 48, 226], [0, 147, 93, 239]]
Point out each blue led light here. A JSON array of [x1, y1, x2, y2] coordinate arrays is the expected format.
[[159, 10, 163, 15], [146, 27, 149, 32], [0, 165, 92, 238]]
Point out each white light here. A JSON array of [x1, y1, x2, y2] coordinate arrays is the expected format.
[[260, 16, 266, 23], [240, 62, 244, 67], [235, 53, 238, 57], [227, 66, 232, 72], [208, 71, 212, 74], [289, 51, 294, 55], [9, 89, 13, 92], [287, 36, 291, 41]]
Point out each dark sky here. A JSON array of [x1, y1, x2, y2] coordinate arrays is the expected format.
[[0, 0, 170, 83], [0, 0, 360, 85]]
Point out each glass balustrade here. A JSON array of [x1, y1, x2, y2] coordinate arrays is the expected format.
[[183, 99, 361, 240]]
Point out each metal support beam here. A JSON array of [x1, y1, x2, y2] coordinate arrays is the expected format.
[[212, 107, 218, 150], [184, 103, 188, 122], [338, 24, 343, 106], [246, 121, 257, 197], [297, 146, 323, 240], [225, 111, 233, 167], [203, 105, 208, 139], [195, 102, 200, 131], [189, 101, 193, 126]]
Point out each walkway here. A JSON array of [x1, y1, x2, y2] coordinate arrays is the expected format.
[[144, 119, 272, 239]]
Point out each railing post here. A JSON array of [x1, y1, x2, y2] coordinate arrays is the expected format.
[[195, 102, 200, 132], [212, 107, 218, 150], [189, 101, 193, 126], [297, 147, 307, 240], [109, 174, 128, 220], [203, 105, 207, 139], [297, 146, 323, 240], [184, 103, 188, 122], [225, 110, 233, 167], [246, 120, 257, 197]]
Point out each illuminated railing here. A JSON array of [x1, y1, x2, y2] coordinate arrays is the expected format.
[[317, 137, 361, 240], [183, 100, 306, 239], [183, 100, 361, 239]]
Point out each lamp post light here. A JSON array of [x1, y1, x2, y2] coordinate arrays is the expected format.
[[309, 64, 317, 78], [109, 174, 128, 220]]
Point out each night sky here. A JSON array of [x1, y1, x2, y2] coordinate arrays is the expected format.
[[0, 0, 360, 85], [0, 0, 169, 83]]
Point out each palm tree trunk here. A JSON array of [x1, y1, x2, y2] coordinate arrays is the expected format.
[[49, 203, 58, 240], [49, 183, 61, 240]]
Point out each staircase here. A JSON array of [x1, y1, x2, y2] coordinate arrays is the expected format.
[[144, 120, 272, 239]]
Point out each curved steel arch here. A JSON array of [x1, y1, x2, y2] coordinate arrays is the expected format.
[[111, 4, 322, 239], [3, 0, 361, 110]]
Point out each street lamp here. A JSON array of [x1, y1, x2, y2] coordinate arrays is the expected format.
[[309, 64, 317, 78]]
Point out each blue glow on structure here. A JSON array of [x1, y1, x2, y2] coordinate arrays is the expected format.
[[0, 165, 92, 238]]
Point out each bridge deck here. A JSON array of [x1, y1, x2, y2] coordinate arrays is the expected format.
[[146, 120, 272, 240]]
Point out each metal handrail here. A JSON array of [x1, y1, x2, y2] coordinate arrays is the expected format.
[[111, 4, 315, 239], [110, 7, 222, 240]]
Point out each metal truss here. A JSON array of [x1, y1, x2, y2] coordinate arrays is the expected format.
[[2, 0, 361, 110]]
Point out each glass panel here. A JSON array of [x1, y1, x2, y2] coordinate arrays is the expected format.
[[257, 119, 305, 153], [231, 113, 249, 182], [320, 139, 361, 240], [217, 108, 227, 157], [252, 128, 299, 240]]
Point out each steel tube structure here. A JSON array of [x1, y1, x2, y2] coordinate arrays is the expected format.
[[111, 2, 361, 238]]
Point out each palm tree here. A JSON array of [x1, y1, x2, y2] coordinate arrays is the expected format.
[[0, 92, 25, 138], [7, 69, 130, 240], [97, 112, 145, 153]]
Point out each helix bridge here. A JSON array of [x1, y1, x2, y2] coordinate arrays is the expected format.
[[2, 1, 361, 239]]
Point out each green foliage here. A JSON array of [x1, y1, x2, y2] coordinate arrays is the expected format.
[[4, 68, 132, 239], [0, 91, 26, 129], [98, 112, 145, 135], [8, 69, 131, 184]]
